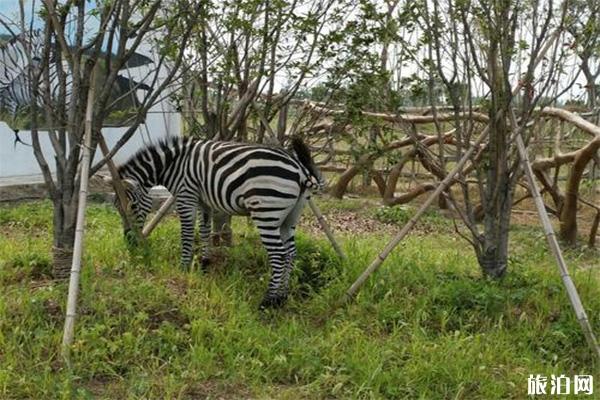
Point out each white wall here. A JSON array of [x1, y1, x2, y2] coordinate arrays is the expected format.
[[0, 104, 181, 180], [0, 26, 182, 182]]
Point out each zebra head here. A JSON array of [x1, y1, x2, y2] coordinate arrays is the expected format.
[[112, 178, 152, 243]]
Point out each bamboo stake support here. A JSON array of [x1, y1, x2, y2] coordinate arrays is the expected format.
[[61, 68, 96, 361], [309, 198, 346, 259], [510, 110, 600, 361], [143, 194, 176, 237]]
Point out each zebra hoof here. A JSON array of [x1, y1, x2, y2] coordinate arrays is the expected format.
[[201, 257, 210, 272], [124, 229, 138, 247], [259, 294, 287, 310]]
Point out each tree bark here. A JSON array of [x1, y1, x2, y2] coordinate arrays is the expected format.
[[52, 195, 78, 279], [478, 23, 515, 278], [559, 141, 600, 244], [589, 212, 600, 248]]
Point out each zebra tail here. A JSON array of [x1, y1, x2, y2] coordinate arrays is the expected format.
[[291, 136, 322, 188]]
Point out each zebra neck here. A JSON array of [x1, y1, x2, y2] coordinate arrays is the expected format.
[[154, 141, 191, 192]]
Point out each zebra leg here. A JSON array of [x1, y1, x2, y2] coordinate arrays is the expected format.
[[253, 216, 288, 309], [278, 196, 306, 297], [198, 209, 212, 271], [176, 200, 197, 271], [279, 225, 296, 297]]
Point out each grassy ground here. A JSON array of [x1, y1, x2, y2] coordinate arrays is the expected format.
[[0, 198, 599, 399]]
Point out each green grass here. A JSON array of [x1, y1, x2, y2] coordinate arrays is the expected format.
[[0, 199, 599, 399]]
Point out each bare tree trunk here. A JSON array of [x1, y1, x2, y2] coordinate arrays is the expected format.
[[52, 195, 78, 279], [478, 23, 515, 278], [559, 150, 597, 244], [277, 104, 288, 145], [362, 125, 379, 188], [330, 156, 371, 198], [581, 61, 597, 109], [589, 211, 600, 248]]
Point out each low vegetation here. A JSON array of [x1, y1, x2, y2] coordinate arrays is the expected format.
[[0, 199, 598, 399]]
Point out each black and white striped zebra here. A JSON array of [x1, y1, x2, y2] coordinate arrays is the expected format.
[[115, 136, 324, 308]]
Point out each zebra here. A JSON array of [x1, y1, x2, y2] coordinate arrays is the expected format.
[[114, 136, 324, 308]]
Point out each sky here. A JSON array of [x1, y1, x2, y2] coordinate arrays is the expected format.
[[0, 0, 102, 47], [0, 0, 591, 104], [0, 0, 43, 34]]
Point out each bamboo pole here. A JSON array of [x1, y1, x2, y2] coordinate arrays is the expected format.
[[61, 69, 96, 361], [343, 28, 562, 303], [309, 198, 346, 260], [143, 194, 176, 237], [510, 111, 600, 361]]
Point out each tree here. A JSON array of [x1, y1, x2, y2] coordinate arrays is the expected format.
[[566, 0, 600, 108], [398, 0, 570, 277], [2, 0, 199, 278], [178, 0, 347, 244]]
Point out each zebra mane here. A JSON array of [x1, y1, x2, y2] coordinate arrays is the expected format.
[[117, 135, 196, 178]]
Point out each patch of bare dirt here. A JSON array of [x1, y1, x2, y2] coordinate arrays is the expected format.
[[166, 276, 191, 297], [184, 380, 253, 399], [82, 375, 125, 398], [299, 211, 395, 236], [147, 307, 189, 330]]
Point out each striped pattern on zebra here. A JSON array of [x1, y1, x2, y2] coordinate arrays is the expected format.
[[0, 30, 44, 88], [115, 136, 324, 308]]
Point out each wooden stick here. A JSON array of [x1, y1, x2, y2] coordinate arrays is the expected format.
[[143, 194, 176, 237], [97, 134, 136, 234], [308, 198, 346, 260], [589, 211, 599, 249], [510, 111, 600, 361], [62, 67, 96, 361]]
